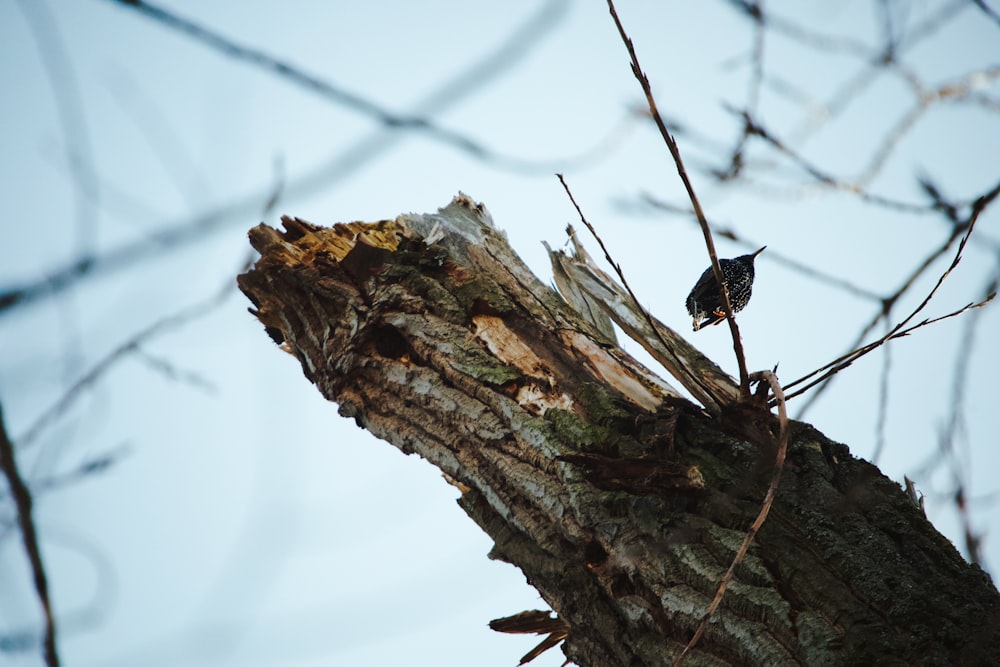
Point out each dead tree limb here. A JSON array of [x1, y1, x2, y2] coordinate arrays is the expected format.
[[238, 194, 1000, 666]]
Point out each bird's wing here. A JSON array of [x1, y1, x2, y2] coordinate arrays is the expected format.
[[686, 267, 719, 312]]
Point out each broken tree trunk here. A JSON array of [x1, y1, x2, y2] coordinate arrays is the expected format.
[[237, 194, 1000, 666]]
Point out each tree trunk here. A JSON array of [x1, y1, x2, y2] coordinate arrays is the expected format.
[[237, 194, 1000, 666]]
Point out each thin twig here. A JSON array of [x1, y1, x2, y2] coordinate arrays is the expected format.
[[738, 110, 936, 214], [706, 11, 996, 209], [910, 276, 998, 497], [858, 65, 1000, 187], [674, 370, 789, 665], [725, 0, 870, 57], [971, 0, 1000, 28], [640, 193, 883, 302], [606, 0, 752, 396], [101, 0, 517, 165], [17, 0, 99, 259], [556, 175, 713, 402], [550, 220, 741, 412], [0, 0, 610, 317], [954, 483, 984, 566], [132, 348, 218, 394], [871, 323, 892, 465], [782, 180, 999, 404], [785, 296, 993, 406], [104, 66, 212, 207], [741, 0, 967, 144], [17, 257, 247, 448], [0, 443, 130, 503], [102, 0, 627, 175], [0, 402, 59, 667], [937, 272, 996, 564], [718, 0, 767, 181], [789, 214, 963, 415]]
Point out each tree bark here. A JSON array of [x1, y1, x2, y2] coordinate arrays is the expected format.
[[237, 194, 1000, 666]]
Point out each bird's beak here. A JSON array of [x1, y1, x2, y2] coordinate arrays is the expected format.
[[753, 246, 766, 258]]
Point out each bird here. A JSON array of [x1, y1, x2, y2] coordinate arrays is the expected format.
[[685, 246, 765, 331]]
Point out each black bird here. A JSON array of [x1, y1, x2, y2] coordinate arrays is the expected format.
[[685, 246, 765, 331]]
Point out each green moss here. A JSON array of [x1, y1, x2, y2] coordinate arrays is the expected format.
[[376, 264, 465, 320], [451, 277, 514, 314], [423, 324, 523, 386], [452, 354, 522, 386], [546, 408, 615, 451], [577, 382, 633, 426]]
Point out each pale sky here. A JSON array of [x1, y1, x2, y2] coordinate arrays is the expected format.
[[1, 2, 998, 666]]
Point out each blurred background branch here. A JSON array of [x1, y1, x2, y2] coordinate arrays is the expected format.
[[1, 2, 997, 665]]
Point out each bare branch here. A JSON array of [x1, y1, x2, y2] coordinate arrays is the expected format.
[[16, 258, 246, 448], [0, 402, 59, 667], [785, 295, 994, 407], [725, 0, 872, 58], [924, 271, 999, 564], [858, 65, 1000, 186], [103, 66, 212, 207], [784, 179, 1000, 408], [641, 192, 883, 302], [737, 111, 938, 213], [719, 0, 985, 206], [717, 0, 767, 181], [871, 326, 893, 465], [606, 0, 753, 395], [554, 178, 740, 413], [101, 0, 630, 174], [0, 443, 130, 504], [745, 0, 967, 143], [971, 0, 1000, 28], [1, 0, 631, 317], [17, 0, 99, 258], [132, 348, 217, 394]]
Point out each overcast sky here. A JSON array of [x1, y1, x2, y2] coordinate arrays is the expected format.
[[1, 1, 998, 666]]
